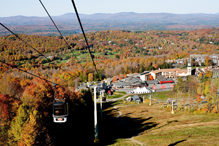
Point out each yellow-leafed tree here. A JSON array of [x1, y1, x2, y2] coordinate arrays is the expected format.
[[88, 73, 94, 82], [18, 110, 38, 146]]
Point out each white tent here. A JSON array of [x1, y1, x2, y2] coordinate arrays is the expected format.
[[133, 87, 151, 94], [142, 87, 151, 93]]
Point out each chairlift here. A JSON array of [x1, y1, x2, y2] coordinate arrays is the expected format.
[[52, 99, 69, 123], [52, 83, 69, 123]]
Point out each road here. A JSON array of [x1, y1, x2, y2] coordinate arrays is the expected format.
[[97, 94, 130, 103]]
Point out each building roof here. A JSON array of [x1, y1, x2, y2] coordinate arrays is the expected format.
[[127, 73, 139, 77], [177, 69, 188, 74], [113, 82, 130, 87], [144, 73, 151, 76], [151, 70, 162, 74], [160, 68, 178, 72], [140, 71, 150, 75], [156, 75, 166, 81], [146, 80, 158, 84], [125, 77, 141, 84]]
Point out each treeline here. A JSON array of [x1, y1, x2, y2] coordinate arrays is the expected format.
[[1, 28, 219, 67], [173, 75, 219, 114], [0, 55, 173, 87], [0, 28, 219, 85]]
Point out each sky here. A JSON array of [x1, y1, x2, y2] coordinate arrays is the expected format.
[[0, 0, 219, 17]]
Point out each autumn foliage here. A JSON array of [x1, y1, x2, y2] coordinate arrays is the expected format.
[[148, 75, 154, 81], [0, 94, 20, 124], [0, 74, 84, 145]]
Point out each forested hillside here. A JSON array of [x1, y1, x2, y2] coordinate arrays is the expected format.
[[0, 28, 219, 84]]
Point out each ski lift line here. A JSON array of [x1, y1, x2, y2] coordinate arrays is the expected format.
[[0, 23, 48, 59], [71, 0, 98, 75], [38, 0, 84, 82], [0, 61, 69, 123], [38, 0, 77, 60], [0, 23, 75, 84], [0, 59, 67, 86]]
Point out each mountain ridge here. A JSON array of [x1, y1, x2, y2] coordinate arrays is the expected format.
[[1, 12, 219, 36]]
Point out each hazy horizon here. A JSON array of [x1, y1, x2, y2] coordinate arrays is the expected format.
[[1, 11, 219, 18], [1, 0, 219, 17]]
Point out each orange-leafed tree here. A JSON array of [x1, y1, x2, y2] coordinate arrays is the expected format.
[[112, 76, 117, 83], [0, 94, 9, 124], [21, 78, 54, 110], [56, 86, 65, 100], [196, 94, 203, 109], [0, 75, 22, 99], [148, 75, 154, 80], [0, 93, 20, 125], [118, 74, 124, 80], [198, 72, 203, 80]]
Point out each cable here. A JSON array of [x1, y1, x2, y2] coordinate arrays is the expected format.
[[38, 0, 84, 81], [0, 23, 75, 84], [0, 23, 48, 59], [39, 0, 77, 60], [71, 0, 99, 75], [0, 60, 66, 86]]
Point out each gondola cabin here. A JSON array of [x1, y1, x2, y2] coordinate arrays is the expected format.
[[52, 99, 69, 123]]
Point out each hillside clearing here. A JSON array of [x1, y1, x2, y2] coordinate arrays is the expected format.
[[96, 101, 219, 146]]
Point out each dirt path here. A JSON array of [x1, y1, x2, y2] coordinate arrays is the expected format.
[[97, 94, 127, 103], [113, 106, 122, 118], [129, 138, 147, 146]]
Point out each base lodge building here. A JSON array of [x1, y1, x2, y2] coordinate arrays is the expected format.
[[140, 57, 192, 81]]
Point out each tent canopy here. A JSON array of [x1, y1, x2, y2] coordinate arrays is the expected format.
[[133, 87, 151, 94]]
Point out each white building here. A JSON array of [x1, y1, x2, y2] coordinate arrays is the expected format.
[[150, 57, 191, 79]]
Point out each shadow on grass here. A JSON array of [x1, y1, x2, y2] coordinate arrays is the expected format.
[[168, 139, 187, 146], [96, 101, 158, 146]]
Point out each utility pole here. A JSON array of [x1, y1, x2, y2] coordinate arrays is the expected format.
[[94, 87, 98, 139], [100, 91, 103, 120], [171, 100, 174, 114], [102, 91, 105, 107]]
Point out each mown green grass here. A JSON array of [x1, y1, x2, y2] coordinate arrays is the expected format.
[[106, 55, 115, 59], [108, 139, 141, 146], [114, 91, 127, 95], [136, 91, 189, 101], [151, 91, 171, 101], [136, 125, 219, 146], [107, 94, 123, 99]]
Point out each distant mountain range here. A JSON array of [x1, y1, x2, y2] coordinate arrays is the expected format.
[[1, 12, 219, 36]]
